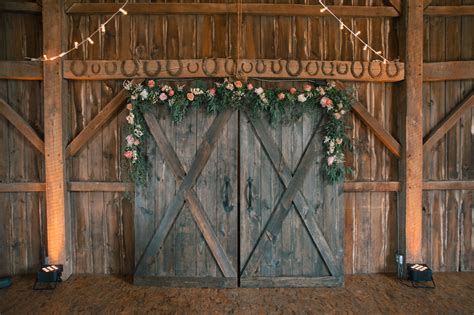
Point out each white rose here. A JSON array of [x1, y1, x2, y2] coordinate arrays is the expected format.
[[140, 89, 149, 100], [297, 94, 307, 103], [255, 87, 264, 95]]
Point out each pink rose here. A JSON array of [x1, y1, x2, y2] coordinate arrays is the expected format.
[[289, 87, 297, 94], [320, 96, 333, 108], [327, 156, 335, 166], [187, 92, 195, 101], [124, 150, 134, 159], [334, 112, 342, 120], [247, 83, 254, 90], [303, 84, 312, 92], [148, 80, 155, 88], [208, 88, 216, 96], [159, 93, 168, 101], [126, 134, 135, 146], [234, 81, 243, 88], [126, 103, 133, 111], [277, 93, 285, 101], [168, 89, 175, 97], [134, 139, 140, 146], [336, 138, 343, 145]]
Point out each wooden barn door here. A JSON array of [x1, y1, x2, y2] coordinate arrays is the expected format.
[[134, 108, 238, 287], [239, 111, 344, 287]]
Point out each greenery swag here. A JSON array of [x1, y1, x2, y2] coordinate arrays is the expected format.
[[122, 79, 352, 184]]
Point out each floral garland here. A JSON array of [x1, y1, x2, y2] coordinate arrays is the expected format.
[[123, 79, 352, 184]]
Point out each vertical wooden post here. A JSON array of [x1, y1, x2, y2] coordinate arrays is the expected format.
[[400, 0, 424, 264], [43, 0, 72, 278]]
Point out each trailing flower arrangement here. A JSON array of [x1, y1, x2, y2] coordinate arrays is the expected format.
[[123, 79, 352, 184]]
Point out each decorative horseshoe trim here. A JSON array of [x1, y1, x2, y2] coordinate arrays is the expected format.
[[255, 59, 266, 74], [91, 63, 101, 75], [386, 61, 400, 78], [286, 60, 303, 77], [321, 61, 335, 76], [104, 62, 117, 75], [305, 61, 319, 76], [121, 60, 140, 77], [240, 61, 253, 74], [186, 61, 199, 74], [336, 62, 349, 75], [166, 59, 183, 77], [143, 60, 161, 77], [202, 58, 218, 76], [224, 58, 236, 75], [368, 62, 383, 78], [70, 60, 88, 77], [271, 59, 283, 74], [350, 61, 365, 79]]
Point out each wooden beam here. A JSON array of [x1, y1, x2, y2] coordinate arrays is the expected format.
[[66, 3, 400, 17], [0, 182, 46, 192], [425, 5, 474, 16], [0, 61, 43, 80], [400, 0, 424, 264], [63, 59, 405, 83], [343, 181, 401, 192], [68, 181, 134, 192], [423, 91, 474, 154], [0, 1, 42, 13], [66, 79, 141, 157], [423, 61, 474, 82], [388, 0, 402, 15], [0, 97, 44, 154], [336, 81, 401, 158], [423, 0, 433, 9], [43, 0, 72, 279], [423, 181, 474, 191]]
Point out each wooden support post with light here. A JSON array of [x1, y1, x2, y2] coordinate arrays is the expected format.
[[42, 0, 73, 280]]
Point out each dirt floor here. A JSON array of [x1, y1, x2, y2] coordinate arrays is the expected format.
[[0, 273, 473, 314]]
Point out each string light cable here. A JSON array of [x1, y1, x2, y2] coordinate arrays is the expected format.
[[27, 1, 129, 61], [318, 0, 390, 64]]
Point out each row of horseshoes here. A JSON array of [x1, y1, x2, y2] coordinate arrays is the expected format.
[[69, 58, 401, 79]]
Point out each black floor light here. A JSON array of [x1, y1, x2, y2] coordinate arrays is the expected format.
[[407, 263, 435, 288], [33, 264, 63, 290]]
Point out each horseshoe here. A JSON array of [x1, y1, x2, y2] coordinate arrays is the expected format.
[[336, 62, 349, 75], [240, 61, 253, 74], [321, 61, 335, 76], [186, 61, 199, 74], [224, 58, 236, 75], [91, 63, 101, 74], [143, 60, 161, 77], [368, 61, 383, 78], [305, 61, 319, 76], [121, 60, 140, 77], [271, 59, 283, 74], [166, 59, 183, 77], [202, 58, 218, 76], [70, 60, 88, 77], [386, 61, 400, 78], [350, 61, 365, 79], [104, 61, 117, 75], [286, 60, 303, 77], [255, 59, 266, 74]]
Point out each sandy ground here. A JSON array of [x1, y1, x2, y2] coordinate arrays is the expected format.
[[1, 273, 473, 314]]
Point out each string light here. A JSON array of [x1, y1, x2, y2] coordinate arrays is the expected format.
[[29, 1, 129, 61], [318, 0, 390, 63]]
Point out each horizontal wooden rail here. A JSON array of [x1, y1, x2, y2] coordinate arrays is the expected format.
[[0, 2, 42, 13], [424, 5, 474, 16], [0, 182, 46, 192], [0, 61, 43, 80], [343, 181, 401, 192], [64, 59, 405, 82], [68, 181, 135, 192], [424, 61, 474, 82], [423, 181, 474, 191], [66, 3, 400, 17]]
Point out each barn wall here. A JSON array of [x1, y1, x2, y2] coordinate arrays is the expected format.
[[0, 0, 472, 276]]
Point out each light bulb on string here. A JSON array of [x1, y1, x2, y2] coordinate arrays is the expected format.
[[59, 52, 67, 57], [100, 24, 106, 33], [363, 45, 368, 51], [119, 8, 128, 15], [339, 22, 344, 30], [376, 51, 382, 55], [74, 41, 79, 49], [43, 54, 48, 61], [355, 31, 361, 36], [87, 37, 94, 44], [320, 7, 327, 12]]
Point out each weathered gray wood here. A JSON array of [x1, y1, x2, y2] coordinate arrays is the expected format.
[[240, 276, 343, 288], [134, 276, 237, 288]]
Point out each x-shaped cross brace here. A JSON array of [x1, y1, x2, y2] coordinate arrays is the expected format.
[[241, 110, 343, 277], [135, 109, 237, 278]]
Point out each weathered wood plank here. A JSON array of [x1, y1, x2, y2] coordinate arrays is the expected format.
[[0, 97, 44, 154], [0, 182, 45, 192], [66, 3, 400, 17], [63, 59, 405, 82], [134, 276, 237, 288], [423, 92, 474, 154], [425, 5, 474, 16], [241, 276, 343, 288], [343, 181, 401, 192], [388, 0, 402, 15], [0, 2, 42, 13], [68, 181, 134, 192], [0, 61, 42, 80], [424, 61, 474, 82]]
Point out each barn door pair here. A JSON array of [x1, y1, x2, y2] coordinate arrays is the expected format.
[[134, 108, 343, 287]]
